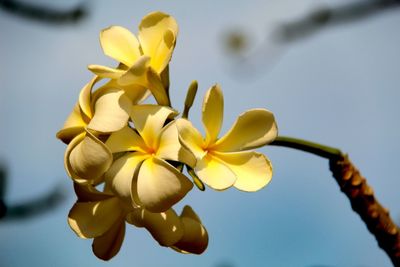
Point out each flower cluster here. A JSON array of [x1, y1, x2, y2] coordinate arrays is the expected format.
[[57, 11, 277, 260]]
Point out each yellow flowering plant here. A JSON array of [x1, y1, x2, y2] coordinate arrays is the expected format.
[[57, 11, 277, 260], [54, 9, 400, 265]]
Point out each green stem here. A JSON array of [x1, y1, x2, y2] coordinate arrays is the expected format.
[[270, 136, 343, 159]]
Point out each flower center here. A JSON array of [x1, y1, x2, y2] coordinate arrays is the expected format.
[[146, 146, 156, 156]]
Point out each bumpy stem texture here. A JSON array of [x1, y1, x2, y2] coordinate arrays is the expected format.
[[330, 155, 400, 266]]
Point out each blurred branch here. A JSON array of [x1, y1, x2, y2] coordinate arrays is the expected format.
[[275, 0, 400, 43], [0, 0, 88, 24], [2, 185, 66, 221], [0, 165, 7, 218], [223, 0, 400, 79], [0, 164, 66, 221]]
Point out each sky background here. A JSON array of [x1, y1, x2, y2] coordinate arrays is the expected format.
[[0, 0, 399, 266]]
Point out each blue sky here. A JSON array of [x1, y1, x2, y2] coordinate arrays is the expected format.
[[0, 0, 399, 266]]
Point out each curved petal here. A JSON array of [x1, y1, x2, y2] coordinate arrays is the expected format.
[[146, 68, 170, 106], [117, 55, 150, 87], [105, 126, 147, 153], [68, 197, 123, 238], [130, 105, 177, 149], [172, 206, 208, 254], [120, 84, 150, 104], [202, 84, 223, 145], [105, 152, 148, 205], [88, 64, 124, 79], [156, 121, 196, 167], [92, 220, 125, 261], [64, 132, 86, 183], [100, 26, 141, 66], [87, 88, 131, 133], [138, 12, 178, 73], [69, 129, 112, 182], [56, 103, 86, 144], [150, 28, 176, 73], [128, 207, 183, 246], [79, 76, 101, 121], [73, 183, 113, 202], [135, 157, 193, 212], [213, 151, 272, 192], [176, 119, 206, 161], [93, 79, 150, 105], [213, 108, 278, 152], [195, 153, 236, 191]]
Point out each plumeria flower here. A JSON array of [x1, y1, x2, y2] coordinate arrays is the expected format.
[[177, 84, 278, 191], [128, 205, 208, 254], [88, 11, 178, 106], [69, 183, 207, 260], [105, 104, 195, 212], [68, 183, 129, 261], [56, 76, 148, 184]]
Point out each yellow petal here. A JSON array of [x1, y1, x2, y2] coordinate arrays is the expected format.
[[172, 206, 208, 254], [68, 197, 123, 238], [105, 152, 148, 205], [150, 28, 176, 73], [105, 126, 147, 153], [69, 129, 112, 181], [88, 64, 124, 79], [79, 76, 101, 121], [73, 183, 113, 202], [128, 207, 183, 246], [130, 105, 177, 149], [195, 153, 236, 190], [87, 88, 131, 133], [135, 157, 193, 212], [122, 84, 150, 104], [56, 103, 86, 144], [138, 12, 178, 73], [213, 151, 272, 192], [146, 69, 170, 106], [176, 119, 206, 161], [202, 84, 223, 145], [92, 220, 125, 261], [156, 121, 196, 167], [100, 26, 141, 66], [117, 55, 150, 87], [94, 79, 150, 105], [64, 132, 86, 183], [213, 108, 278, 152]]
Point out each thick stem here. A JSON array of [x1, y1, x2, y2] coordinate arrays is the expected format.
[[330, 155, 400, 266], [270, 136, 342, 159], [270, 135, 400, 266]]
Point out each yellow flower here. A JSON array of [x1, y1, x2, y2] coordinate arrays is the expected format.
[[177, 84, 278, 191], [68, 183, 128, 261], [128, 205, 208, 255], [105, 104, 195, 212], [56, 76, 147, 184], [88, 11, 178, 106], [68, 183, 208, 260]]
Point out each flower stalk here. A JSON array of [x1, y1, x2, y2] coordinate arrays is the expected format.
[[270, 135, 400, 266]]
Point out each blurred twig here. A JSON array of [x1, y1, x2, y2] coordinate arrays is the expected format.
[[0, 164, 7, 218], [0, 0, 88, 24], [223, 0, 400, 79], [0, 164, 66, 221], [275, 0, 400, 43]]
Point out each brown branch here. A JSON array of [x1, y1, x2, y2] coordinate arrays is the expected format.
[[329, 155, 400, 266]]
